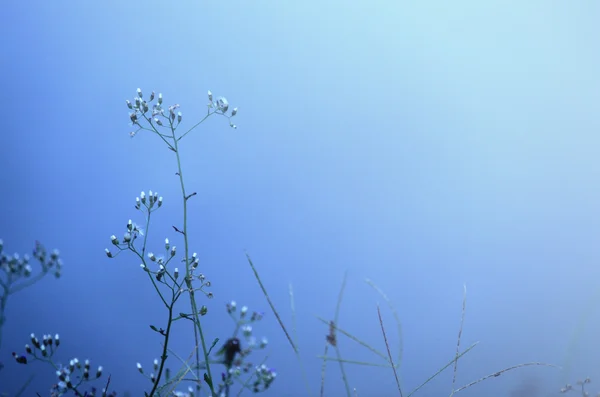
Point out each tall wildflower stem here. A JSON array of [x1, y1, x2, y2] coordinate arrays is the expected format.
[[170, 123, 216, 396]]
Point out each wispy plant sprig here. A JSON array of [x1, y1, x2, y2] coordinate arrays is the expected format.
[[245, 256, 312, 396], [0, 240, 62, 352], [107, 89, 237, 397]]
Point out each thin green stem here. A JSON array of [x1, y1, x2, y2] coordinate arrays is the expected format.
[[246, 254, 297, 353], [147, 292, 177, 396], [178, 111, 214, 141], [333, 271, 351, 397], [170, 122, 216, 396]]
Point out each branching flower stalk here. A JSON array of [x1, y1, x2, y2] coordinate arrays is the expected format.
[[126, 89, 237, 396]]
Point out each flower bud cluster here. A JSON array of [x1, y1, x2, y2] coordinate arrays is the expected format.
[[252, 364, 277, 392], [226, 301, 264, 322], [14, 333, 109, 395], [126, 89, 185, 137], [142, 239, 193, 289], [105, 191, 161, 259], [135, 190, 163, 211], [560, 377, 597, 395], [0, 240, 62, 279], [216, 302, 273, 392], [13, 333, 60, 364], [207, 90, 239, 129], [136, 358, 160, 382]]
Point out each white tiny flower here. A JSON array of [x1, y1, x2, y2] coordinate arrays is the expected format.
[[217, 97, 229, 112], [208, 90, 213, 101]]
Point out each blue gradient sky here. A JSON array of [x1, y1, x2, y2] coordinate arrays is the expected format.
[[2, 1, 600, 396]]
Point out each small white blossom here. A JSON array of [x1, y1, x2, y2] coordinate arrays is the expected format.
[[216, 97, 229, 112]]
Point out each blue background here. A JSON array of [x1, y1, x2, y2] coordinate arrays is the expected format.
[[2, 1, 600, 396]]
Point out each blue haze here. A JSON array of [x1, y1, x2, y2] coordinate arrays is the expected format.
[[1, 1, 600, 396]]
